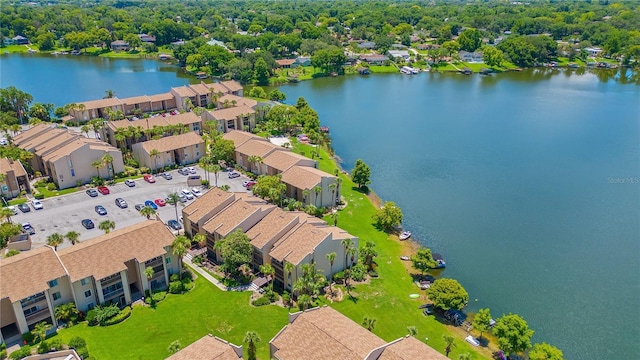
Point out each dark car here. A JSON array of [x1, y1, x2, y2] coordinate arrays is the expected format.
[[422, 304, 434, 316], [134, 204, 145, 211], [144, 200, 158, 210], [167, 219, 182, 230], [81, 219, 95, 229], [115, 198, 128, 208], [86, 188, 99, 197], [95, 205, 107, 215], [18, 203, 31, 213]]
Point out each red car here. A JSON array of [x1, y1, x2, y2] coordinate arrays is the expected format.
[[97, 186, 110, 195], [143, 174, 156, 183], [154, 198, 166, 207]]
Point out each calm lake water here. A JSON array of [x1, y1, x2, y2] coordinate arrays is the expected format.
[[2, 54, 639, 359]]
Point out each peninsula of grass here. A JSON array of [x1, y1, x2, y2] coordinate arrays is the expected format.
[[54, 276, 289, 360]]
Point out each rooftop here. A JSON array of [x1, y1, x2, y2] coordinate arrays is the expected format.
[[171, 86, 197, 98], [166, 334, 243, 360], [246, 207, 299, 249], [269, 223, 329, 265], [203, 82, 231, 95], [221, 130, 267, 148], [262, 150, 314, 173], [201, 198, 270, 237], [218, 94, 258, 109], [220, 80, 243, 93], [208, 105, 256, 121], [78, 97, 123, 110], [163, 112, 202, 126], [0, 246, 67, 302], [377, 336, 448, 360], [281, 166, 335, 190], [183, 188, 235, 224], [138, 132, 204, 154], [0, 157, 28, 178], [235, 139, 282, 158]]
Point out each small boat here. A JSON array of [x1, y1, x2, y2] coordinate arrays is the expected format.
[[400, 66, 418, 75], [433, 253, 446, 268], [399, 231, 411, 240]]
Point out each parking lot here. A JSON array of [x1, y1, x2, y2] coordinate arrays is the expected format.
[[12, 166, 251, 251]]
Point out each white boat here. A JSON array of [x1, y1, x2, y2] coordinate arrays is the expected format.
[[399, 231, 411, 240], [400, 66, 419, 75]]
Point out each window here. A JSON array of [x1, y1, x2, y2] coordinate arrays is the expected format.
[[196, 152, 200, 156], [48, 279, 58, 288], [52, 292, 61, 301], [195, 144, 199, 148], [84, 290, 92, 298], [81, 278, 89, 286], [166, 257, 171, 264], [23, 306, 39, 316]]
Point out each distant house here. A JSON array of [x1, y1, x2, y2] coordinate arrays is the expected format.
[[137, 34, 156, 43], [276, 59, 297, 69], [388, 50, 410, 60], [206, 38, 228, 49], [110, 40, 130, 51], [203, 105, 256, 133], [170, 40, 185, 46], [585, 47, 603, 57], [3, 37, 15, 45], [357, 41, 376, 49], [458, 51, 483, 62], [12, 35, 28, 45], [295, 56, 312, 67], [359, 54, 388, 65], [391, 43, 407, 49]]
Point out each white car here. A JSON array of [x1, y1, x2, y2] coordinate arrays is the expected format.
[[187, 167, 197, 174], [4, 206, 18, 215], [181, 189, 194, 200], [31, 200, 44, 210], [191, 188, 202, 197]]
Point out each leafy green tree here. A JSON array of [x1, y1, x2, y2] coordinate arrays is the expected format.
[[168, 340, 181, 354], [442, 40, 461, 57], [0, 86, 33, 124], [351, 159, 371, 189], [411, 247, 437, 274], [33, 321, 50, 343], [359, 241, 377, 271], [248, 87, 267, 99], [373, 201, 403, 232], [427, 278, 469, 311], [209, 138, 235, 164], [36, 32, 57, 51], [493, 313, 535, 355], [252, 175, 286, 205], [482, 46, 505, 67], [362, 315, 377, 332], [65, 231, 80, 245], [292, 262, 326, 300], [254, 57, 270, 86], [473, 308, 493, 340], [140, 205, 156, 219], [214, 229, 252, 276], [457, 28, 483, 52], [443, 334, 457, 357], [54, 302, 79, 324], [47, 233, 64, 251], [244, 331, 260, 360], [529, 342, 564, 360], [259, 263, 275, 292], [268, 89, 287, 101]]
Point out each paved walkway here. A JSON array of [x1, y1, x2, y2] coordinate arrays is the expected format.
[[184, 257, 227, 291]]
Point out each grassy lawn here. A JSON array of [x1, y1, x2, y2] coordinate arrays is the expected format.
[[288, 140, 491, 359], [7, 198, 27, 205], [35, 186, 77, 198], [1, 44, 35, 53], [369, 65, 398, 73], [54, 276, 289, 360]]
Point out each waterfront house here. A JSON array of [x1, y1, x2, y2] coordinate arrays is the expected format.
[[584, 47, 603, 57], [233, 139, 284, 172], [281, 165, 338, 208], [206, 39, 229, 50], [170, 86, 198, 111], [3, 37, 15, 45], [0, 221, 179, 344], [222, 130, 269, 149], [12, 35, 28, 45], [138, 34, 156, 43], [110, 40, 130, 51], [202, 105, 257, 133], [216, 94, 258, 110], [0, 157, 31, 198], [167, 334, 243, 359], [357, 41, 376, 49], [262, 150, 316, 175], [269, 306, 448, 360], [131, 132, 204, 171], [220, 80, 244, 96], [276, 59, 297, 68], [295, 56, 312, 67], [69, 97, 124, 122], [387, 50, 410, 61], [359, 54, 388, 65], [458, 51, 483, 63]]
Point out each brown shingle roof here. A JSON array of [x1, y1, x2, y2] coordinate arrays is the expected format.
[[183, 188, 235, 224], [276, 59, 296, 66], [120, 95, 151, 105], [11, 123, 51, 144], [32, 132, 77, 155], [108, 116, 168, 131], [201, 198, 268, 237], [79, 97, 123, 110], [16, 128, 67, 149], [262, 151, 314, 173], [281, 166, 335, 190], [235, 139, 282, 158], [166, 334, 242, 360], [203, 82, 230, 95], [41, 139, 88, 162], [139, 132, 204, 154], [0, 157, 27, 178], [188, 83, 211, 96], [209, 105, 256, 121], [269, 223, 329, 265], [246, 208, 299, 249], [220, 80, 243, 93], [222, 130, 267, 148], [163, 112, 202, 126], [58, 220, 173, 282], [0, 247, 67, 302], [270, 306, 386, 360], [172, 86, 197, 98], [378, 336, 448, 360], [218, 94, 257, 109], [148, 92, 175, 102]]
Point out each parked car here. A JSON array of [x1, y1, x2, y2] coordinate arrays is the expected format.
[[143, 174, 156, 183], [161, 173, 173, 180], [124, 179, 136, 187], [181, 189, 194, 200], [177, 168, 189, 176], [22, 222, 35, 235], [167, 219, 182, 230], [115, 198, 128, 208], [81, 219, 95, 229], [0, 139, 7, 146], [178, 195, 188, 203], [134, 204, 145, 211], [95, 205, 107, 215], [18, 203, 30, 213], [31, 200, 43, 210], [4, 206, 18, 215], [144, 200, 158, 210], [228, 171, 240, 179], [243, 180, 256, 188], [97, 186, 110, 195], [86, 188, 99, 197], [187, 167, 197, 174], [191, 187, 202, 197], [154, 198, 166, 207], [179, 216, 183, 223]]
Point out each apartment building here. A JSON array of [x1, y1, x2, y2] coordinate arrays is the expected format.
[[166, 334, 243, 360], [0, 157, 31, 198], [202, 105, 257, 133], [281, 166, 338, 208], [131, 132, 205, 171]]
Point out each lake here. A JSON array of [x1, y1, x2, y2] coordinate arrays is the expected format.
[[2, 53, 639, 359]]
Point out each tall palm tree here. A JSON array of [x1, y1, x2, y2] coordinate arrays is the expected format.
[[211, 164, 221, 187], [360, 241, 377, 271], [0, 207, 14, 224], [194, 233, 206, 250], [247, 155, 263, 174], [144, 267, 155, 295], [166, 192, 181, 221], [443, 334, 456, 357], [347, 246, 358, 269], [302, 189, 310, 205], [104, 89, 116, 99], [313, 185, 322, 207], [341, 238, 353, 270], [140, 205, 156, 219], [92, 160, 104, 178], [65, 231, 80, 245], [149, 148, 160, 173], [284, 261, 294, 290], [296, 294, 312, 310], [101, 153, 114, 179], [243, 331, 260, 360], [329, 182, 337, 206], [330, 211, 339, 226], [47, 233, 64, 251], [362, 316, 377, 332], [98, 220, 115, 234], [172, 235, 190, 280], [326, 252, 336, 293], [259, 264, 275, 292], [81, 125, 90, 137]]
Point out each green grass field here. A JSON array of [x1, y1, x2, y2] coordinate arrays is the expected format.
[[1, 44, 36, 53], [369, 65, 398, 73]]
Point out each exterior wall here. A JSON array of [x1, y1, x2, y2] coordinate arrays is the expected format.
[[0, 298, 17, 328], [312, 237, 359, 280], [49, 275, 75, 309], [164, 251, 180, 277], [0, 168, 22, 198], [123, 101, 152, 116], [12, 301, 28, 334], [71, 277, 98, 312], [49, 145, 125, 189]]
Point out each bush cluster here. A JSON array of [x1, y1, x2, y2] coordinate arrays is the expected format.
[[103, 306, 131, 326], [350, 264, 367, 282], [333, 271, 345, 284], [145, 291, 167, 304], [252, 296, 271, 306], [8, 346, 31, 360]]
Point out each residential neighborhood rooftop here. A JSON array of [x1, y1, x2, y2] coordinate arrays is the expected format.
[[0, 157, 28, 178], [218, 94, 258, 108], [201, 198, 271, 237], [377, 336, 448, 360], [246, 207, 299, 249], [171, 86, 197, 98], [269, 223, 329, 265], [236, 138, 282, 158], [139, 132, 204, 154], [222, 130, 268, 148], [208, 105, 256, 121], [183, 188, 235, 225], [166, 334, 243, 360], [263, 150, 315, 173], [281, 165, 335, 190]]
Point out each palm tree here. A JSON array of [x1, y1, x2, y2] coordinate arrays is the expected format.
[[140, 205, 156, 219], [33, 321, 50, 343], [326, 252, 336, 293], [259, 264, 275, 292], [47, 233, 64, 251], [144, 266, 155, 295], [98, 220, 115, 234], [220, 184, 230, 191], [65, 231, 80, 245], [302, 189, 310, 205], [102, 154, 114, 179], [407, 326, 418, 337], [296, 293, 312, 310], [149, 148, 160, 173], [194, 233, 206, 250], [211, 164, 221, 187], [347, 246, 357, 269], [362, 316, 377, 332], [284, 261, 294, 290], [313, 185, 322, 207], [335, 177, 343, 202], [243, 331, 260, 360], [443, 334, 456, 357], [81, 125, 90, 137], [329, 182, 337, 207], [360, 241, 377, 271], [330, 211, 339, 226], [341, 238, 353, 270], [166, 192, 181, 221], [92, 160, 104, 178], [458, 354, 471, 360], [172, 235, 190, 280], [247, 155, 263, 174], [104, 89, 116, 98], [28, 118, 42, 128], [0, 207, 14, 224]]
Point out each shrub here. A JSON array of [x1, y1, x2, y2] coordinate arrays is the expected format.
[[94, 303, 120, 325], [75, 346, 90, 359], [46, 183, 57, 191], [182, 280, 194, 292], [49, 338, 63, 350], [350, 264, 367, 282], [37, 340, 49, 354], [252, 296, 271, 306], [86, 309, 98, 326], [145, 291, 167, 304], [332, 271, 345, 284], [22, 332, 35, 345], [168, 281, 184, 294], [282, 292, 291, 304], [34, 193, 45, 200], [103, 306, 131, 326], [9, 346, 31, 360], [170, 274, 180, 282], [368, 270, 379, 278], [68, 336, 87, 349], [265, 291, 278, 302]]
